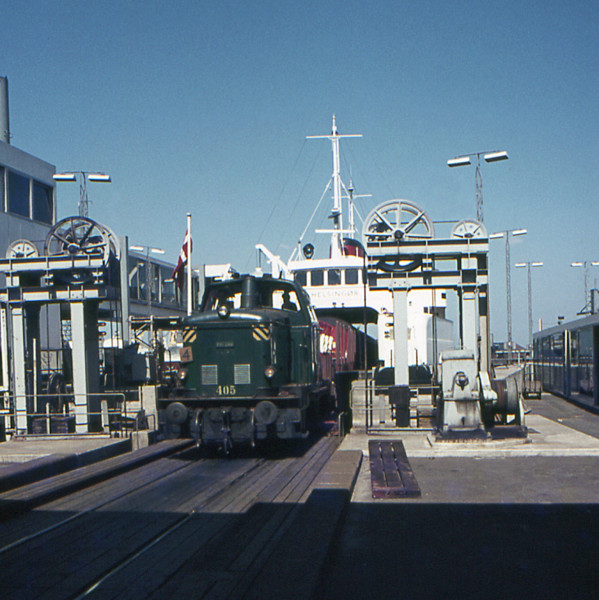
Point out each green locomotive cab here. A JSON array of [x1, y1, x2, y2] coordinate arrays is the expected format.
[[162, 275, 327, 449]]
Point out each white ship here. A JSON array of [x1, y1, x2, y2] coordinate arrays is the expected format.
[[256, 116, 453, 369]]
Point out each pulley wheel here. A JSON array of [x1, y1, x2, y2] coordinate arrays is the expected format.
[[44, 216, 119, 266]]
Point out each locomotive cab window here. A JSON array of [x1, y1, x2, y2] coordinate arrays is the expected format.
[[203, 288, 242, 311], [273, 289, 299, 311]]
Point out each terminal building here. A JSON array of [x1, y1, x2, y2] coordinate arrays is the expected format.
[[0, 76, 197, 437], [0, 76, 56, 257]]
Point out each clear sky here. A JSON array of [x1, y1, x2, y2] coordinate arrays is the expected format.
[[2, 0, 598, 345]]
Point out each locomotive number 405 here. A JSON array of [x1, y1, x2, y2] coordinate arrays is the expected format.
[[216, 385, 237, 396]]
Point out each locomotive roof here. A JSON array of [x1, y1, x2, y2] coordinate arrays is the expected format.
[[200, 274, 310, 308], [195, 274, 315, 326]]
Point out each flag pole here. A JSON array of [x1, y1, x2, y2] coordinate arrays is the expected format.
[[186, 213, 192, 315]]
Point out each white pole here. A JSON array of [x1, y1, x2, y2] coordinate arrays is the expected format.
[[186, 213, 192, 316]]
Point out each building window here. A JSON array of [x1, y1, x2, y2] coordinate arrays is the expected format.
[[161, 266, 177, 305], [32, 181, 53, 224], [8, 170, 29, 218], [345, 268, 359, 285]]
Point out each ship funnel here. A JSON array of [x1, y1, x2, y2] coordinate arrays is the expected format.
[[0, 76, 9, 144]]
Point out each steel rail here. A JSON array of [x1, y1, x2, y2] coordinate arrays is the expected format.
[[0, 446, 206, 556], [72, 458, 269, 599]]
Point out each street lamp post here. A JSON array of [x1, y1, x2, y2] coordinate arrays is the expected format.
[[490, 228, 527, 350], [448, 150, 508, 223], [570, 261, 599, 314], [53, 171, 111, 217], [515, 261, 544, 349], [130, 245, 165, 310]]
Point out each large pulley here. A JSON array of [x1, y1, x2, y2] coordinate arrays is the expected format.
[[450, 219, 487, 239], [362, 199, 435, 245], [44, 216, 119, 266]]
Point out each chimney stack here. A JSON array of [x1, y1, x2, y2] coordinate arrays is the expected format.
[[0, 76, 10, 144]]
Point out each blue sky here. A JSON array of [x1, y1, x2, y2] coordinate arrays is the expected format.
[[2, 0, 598, 345]]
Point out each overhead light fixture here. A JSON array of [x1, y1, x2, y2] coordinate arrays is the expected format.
[[516, 261, 543, 268], [130, 245, 165, 254], [484, 151, 509, 163], [53, 173, 77, 181], [512, 229, 527, 236], [489, 232, 504, 239], [447, 156, 472, 168], [87, 173, 111, 182]]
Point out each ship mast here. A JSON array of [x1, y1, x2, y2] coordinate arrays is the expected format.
[[307, 115, 361, 258]]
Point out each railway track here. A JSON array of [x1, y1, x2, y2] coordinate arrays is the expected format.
[[0, 435, 342, 599]]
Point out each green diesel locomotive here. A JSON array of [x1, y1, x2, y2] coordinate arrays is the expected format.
[[161, 275, 333, 450]]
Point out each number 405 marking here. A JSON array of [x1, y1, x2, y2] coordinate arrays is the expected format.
[[216, 385, 236, 396]]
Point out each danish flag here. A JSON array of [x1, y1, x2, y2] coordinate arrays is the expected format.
[[172, 227, 192, 290]]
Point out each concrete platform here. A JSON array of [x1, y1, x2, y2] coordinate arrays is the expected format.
[[338, 393, 599, 504], [0, 436, 129, 464], [340, 413, 599, 459], [319, 393, 599, 599]]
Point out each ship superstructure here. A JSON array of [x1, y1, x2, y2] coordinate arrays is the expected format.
[[256, 116, 453, 369]]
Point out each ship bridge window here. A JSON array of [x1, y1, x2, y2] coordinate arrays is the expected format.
[[345, 268, 359, 285], [310, 269, 324, 286], [328, 269, 341, 285], [294, 271, 307, 287]]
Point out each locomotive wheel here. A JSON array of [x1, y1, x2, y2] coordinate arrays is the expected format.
[[165, 401, 188, 425], [254, 400, 278, 426]]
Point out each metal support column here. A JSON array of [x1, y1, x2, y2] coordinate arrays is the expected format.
[[119, 235, 131, 346], [460, 289, 478, 359], [10, 306, 28, 432], [392, 283, 409, 386], [478, 287, 490, 373], [70, 300, 101, 433]]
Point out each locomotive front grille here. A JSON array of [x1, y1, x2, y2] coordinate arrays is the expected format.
[[234, 363, 251, 385], [201, 364, 218, 385]]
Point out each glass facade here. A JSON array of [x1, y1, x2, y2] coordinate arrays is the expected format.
[[32, 181, 53, 224], [0, 166, 54, 224], [8, 170, 29, 217], [129, 255, 184, 309]]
